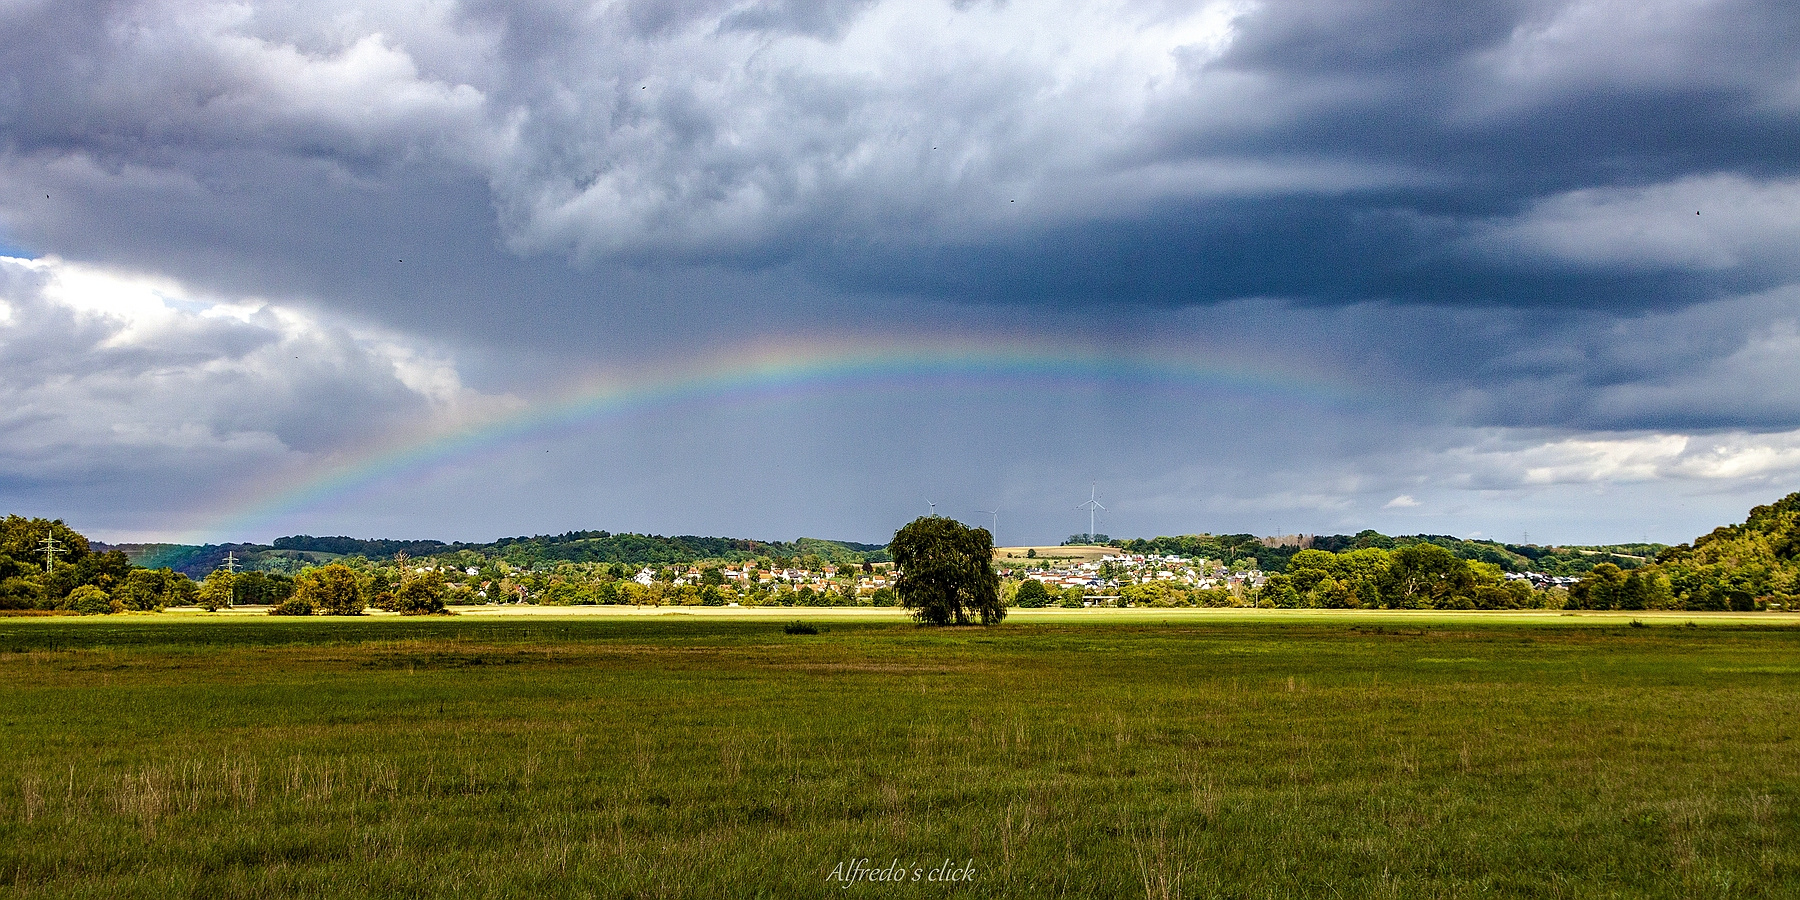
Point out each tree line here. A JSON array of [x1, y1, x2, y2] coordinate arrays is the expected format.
[[1113, 530, 1658, 578], [105, 531, 892, 578], [11, 491, 1800, 616]]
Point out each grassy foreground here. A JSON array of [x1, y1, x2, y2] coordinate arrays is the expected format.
[[1, 612, 1795, 898]]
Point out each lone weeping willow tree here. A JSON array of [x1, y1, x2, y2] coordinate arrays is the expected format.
[[889, 516, 1004, 626]]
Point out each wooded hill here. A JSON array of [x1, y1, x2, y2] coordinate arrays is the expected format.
[[97, 531, 892, 578], [1116, 531, 1658, 577]]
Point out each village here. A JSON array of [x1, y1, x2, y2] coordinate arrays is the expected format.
[[600, 549, 1269, 607]]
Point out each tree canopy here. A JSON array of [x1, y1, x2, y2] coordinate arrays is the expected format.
[[0, 515, 139, 612], [890, 516, 1003, 626], [296, 564, 364, 616]]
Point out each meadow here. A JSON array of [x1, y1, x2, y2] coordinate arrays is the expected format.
[[1, 609, 1795, 898]]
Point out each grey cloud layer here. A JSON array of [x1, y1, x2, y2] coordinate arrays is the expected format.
[[7, 0, 1799, 307]]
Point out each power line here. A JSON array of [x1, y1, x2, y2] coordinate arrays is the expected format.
[[39, 535, 66, 574]]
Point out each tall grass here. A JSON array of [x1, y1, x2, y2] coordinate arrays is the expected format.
[[0, 616, 1795, 897]]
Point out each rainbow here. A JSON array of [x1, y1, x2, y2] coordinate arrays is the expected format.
[[200, 335, 1362, 542]]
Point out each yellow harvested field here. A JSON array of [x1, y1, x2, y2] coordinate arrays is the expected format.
[[993, 545, 1113, 562]]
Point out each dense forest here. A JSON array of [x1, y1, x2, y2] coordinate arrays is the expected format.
[[8, 492, 1799, 614]]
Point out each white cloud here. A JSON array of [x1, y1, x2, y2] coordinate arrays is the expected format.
[[1383, 494, 1419, 508], [0, 255, 510, 523], [1472, 174, 1800, 275], [1437, 429, 1800, 488], [55, 0, 503, 169], [1472, 0, 1799, 106]]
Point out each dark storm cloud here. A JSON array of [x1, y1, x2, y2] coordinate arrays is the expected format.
[[6, 0, 1797, 318], [810, 0, 1800, 307], [805, 196, 1757, 308]]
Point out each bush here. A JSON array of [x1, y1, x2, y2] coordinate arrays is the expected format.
[[198, 571, 234, 611], [0, 577, 41, 610], [118, 568, 182, 611], [297, 564, 364, 615], [270, 598, 314, 616], [1013, 579, 1051, 608], [1192, 588, 1233, 608], [64, 585, 114, 616], [783, 621, 819, 635], [395, 573, 449, 615]]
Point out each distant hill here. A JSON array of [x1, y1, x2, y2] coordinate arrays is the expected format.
[[1645, 492, 1800, 609], [93, 542, 342, 578], [483, 532, 888, 568], [1660, 492, 1800, 563], [272, 535, 450, 557], [1119, 530, 1661, 575], [97, 531, 891, 577]]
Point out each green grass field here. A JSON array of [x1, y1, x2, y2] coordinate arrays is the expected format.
[[1, 610, 1795, 898]]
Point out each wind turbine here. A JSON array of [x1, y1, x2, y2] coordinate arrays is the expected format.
[[1075, 484, 1105, 543], [926, 498, 937, 516], [976, 509, 998, 533]]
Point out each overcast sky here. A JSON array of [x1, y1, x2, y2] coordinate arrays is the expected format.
[[5, 0, 1800, 546]]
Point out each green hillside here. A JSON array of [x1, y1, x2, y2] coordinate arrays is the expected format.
[[98, 531, 892, 577]]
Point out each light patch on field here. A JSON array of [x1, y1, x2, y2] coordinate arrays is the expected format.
[[995, 545, 1115, 562]]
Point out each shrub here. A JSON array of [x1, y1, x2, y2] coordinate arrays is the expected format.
[[0, 577, 42, 610], [1014, 579, 1051, 608], [270, 598, 314, 616], [118, 569, 180, 611], [297, 564, 364, 615], [198, 571, 234, 611], [395, 573, 449, 615], [65, 585, 114, 616]]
